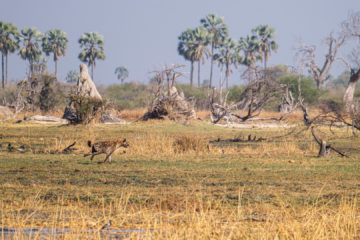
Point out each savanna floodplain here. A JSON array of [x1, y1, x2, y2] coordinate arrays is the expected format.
[[0, 118, 360, 239]]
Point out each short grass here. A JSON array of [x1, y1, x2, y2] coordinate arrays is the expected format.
[[0, 119, 360, 239]]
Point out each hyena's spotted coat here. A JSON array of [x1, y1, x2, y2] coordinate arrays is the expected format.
[[84, 138, 129, 164]]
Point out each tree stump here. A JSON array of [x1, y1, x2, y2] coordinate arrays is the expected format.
[[318, 140, 330, 157]]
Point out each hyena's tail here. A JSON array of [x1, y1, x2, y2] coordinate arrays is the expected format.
[[87, 140, 92, 147]]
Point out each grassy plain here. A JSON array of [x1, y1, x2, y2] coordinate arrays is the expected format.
[[0, 116, 360, 239]]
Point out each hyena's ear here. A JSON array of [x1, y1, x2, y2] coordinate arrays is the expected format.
[[123, 138, 127, 143]]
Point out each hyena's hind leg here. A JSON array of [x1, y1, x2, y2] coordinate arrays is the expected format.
[[84, 152, 101, 161], [90, 153, 99, 161]]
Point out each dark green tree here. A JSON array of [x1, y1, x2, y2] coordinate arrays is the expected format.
[[252, 25, 278, 69], [114, 66, 129, 84], [65, 69, 79, 83], [19, 27, 43, 75], [200, 14, 228, 87], [192, 26, 210, 87], [214, 38, 242, 89], [42, 29, 68, 77], [239, 35, 262, 81], [0, 21, 19, 88], [78, 32, 105, 81], [239, 35, 261, 67], [178, 28, 196, 86]]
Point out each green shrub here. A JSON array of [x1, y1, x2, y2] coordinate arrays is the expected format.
[[279, 75, 325, 104], [39, 74, 58, 112], [226, 85, 245, 103], [176, 84, 208, 109], [69, 95, 105, 124], [102, 83, 150, 110]]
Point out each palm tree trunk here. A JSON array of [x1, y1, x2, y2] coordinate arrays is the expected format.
[[55, 60, 58, 78], [1, 54, 4, 89], [190, 60, 194, 87], [30, 60, 34, 75], [209, 43, 214, 88], [198, 60, 201, 87], [219, 67, 223, 105], [225, 64, 229, 90], [249, 64, 254, 82], [91, 63, 94, 81], [264, 53, 267, 70], [5, 54, 8, 85]]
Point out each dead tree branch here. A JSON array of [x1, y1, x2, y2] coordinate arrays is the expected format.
[[210, 68, 286, 124], [62, 141, 77, 154], [311, 127, 350, 158], [296, 31, 347, 89], [142, 64, 196, 121]]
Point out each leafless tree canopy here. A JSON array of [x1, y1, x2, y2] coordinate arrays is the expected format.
[[296, 31, 347, 89]]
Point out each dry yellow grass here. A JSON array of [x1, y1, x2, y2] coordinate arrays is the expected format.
[[1, 189, 359, 239], [0, 119, 359, 239]]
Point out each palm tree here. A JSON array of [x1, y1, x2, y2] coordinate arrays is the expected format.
[[42, 29, 68, 78], [192, 26, 210, 87], [114, 66, 129, 84], [251, 25, 278, 70], [239, 35, 262, 81], [200, 14, 228, 87], [19, 27, 43, 75], [65, 69, 79, 83], [214, 38, 242, 90], [0, 21, 19, 88], [178, 28, 196, 86], [78, 32, 105, 81], [239, 35, 261, 66]]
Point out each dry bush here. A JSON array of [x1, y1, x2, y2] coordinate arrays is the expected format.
[[173, 135, 209, 154], [195, 110, 210, 120], [119, 108, 147, 121]]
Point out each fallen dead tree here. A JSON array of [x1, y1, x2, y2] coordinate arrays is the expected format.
[[210, 68, 286, 124], [142, 64, 196, 121], [25, 115, 69, 124]]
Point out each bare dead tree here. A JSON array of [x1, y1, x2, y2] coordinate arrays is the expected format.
[[342, 11, 360, 38], [209, 88, 233, 124], [342, 11, 360, 112], [210, 68, 286, 124], [278, 86, 298, 113], [142, 64, 196, 121], [296, 31, 347, 89], [343, 68, 360, 111]]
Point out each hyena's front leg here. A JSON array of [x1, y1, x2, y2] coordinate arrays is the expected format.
[[101, 154, 112, 164], [101, 150, 115, 164]]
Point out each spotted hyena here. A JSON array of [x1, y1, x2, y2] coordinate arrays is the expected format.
[[84, 138, 129, 164]]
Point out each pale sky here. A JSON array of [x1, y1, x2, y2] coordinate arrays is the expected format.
[[1, 0, 359, 86]]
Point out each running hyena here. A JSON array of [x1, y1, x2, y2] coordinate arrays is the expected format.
[[84, 138, 129, 164]]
